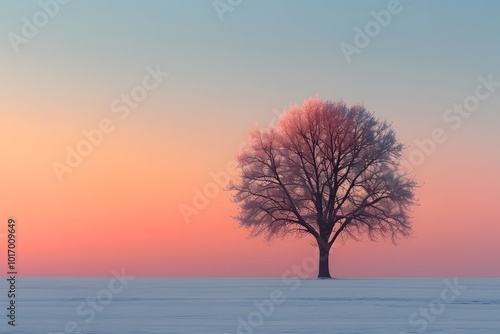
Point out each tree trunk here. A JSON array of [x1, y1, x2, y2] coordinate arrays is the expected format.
[[317, 240, 332, 278]]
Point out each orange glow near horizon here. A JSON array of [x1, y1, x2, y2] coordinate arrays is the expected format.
[[1, 110, 499, 278], [1, 0, 499, 278]]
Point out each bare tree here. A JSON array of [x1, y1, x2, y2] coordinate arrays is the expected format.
[[229, 97, 416, 278]]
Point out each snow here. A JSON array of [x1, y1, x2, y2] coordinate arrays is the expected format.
[[3, 278, 500, 333]]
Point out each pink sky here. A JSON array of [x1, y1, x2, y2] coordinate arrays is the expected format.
[[1, 1, 499, 278]]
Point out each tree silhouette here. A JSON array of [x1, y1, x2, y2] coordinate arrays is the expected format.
[[229, 97, 416, 278]]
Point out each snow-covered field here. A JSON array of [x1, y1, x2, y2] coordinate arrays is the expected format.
[[4, 278, 500, 333]]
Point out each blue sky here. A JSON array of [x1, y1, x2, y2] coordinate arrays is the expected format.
[[3, 1, 500, 113]]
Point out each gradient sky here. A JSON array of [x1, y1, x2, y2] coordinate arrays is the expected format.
[[0, 0, 499, 278]]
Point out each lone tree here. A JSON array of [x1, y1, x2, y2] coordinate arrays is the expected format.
[[229, 97, 416, 278]]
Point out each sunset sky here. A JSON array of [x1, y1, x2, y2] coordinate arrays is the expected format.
[[0, 0, 499, 278]]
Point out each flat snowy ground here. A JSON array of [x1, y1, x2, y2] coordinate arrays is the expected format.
[[2, 278, 499, 333]]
